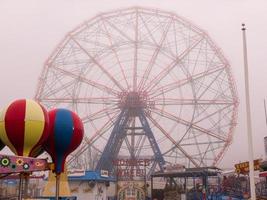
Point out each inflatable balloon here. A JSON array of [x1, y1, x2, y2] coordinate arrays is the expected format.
[[0, 99, 49, 157], [45, 108, 84, 174]]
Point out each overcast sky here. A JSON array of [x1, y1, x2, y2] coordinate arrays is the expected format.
[[0, 0, 267, 169]]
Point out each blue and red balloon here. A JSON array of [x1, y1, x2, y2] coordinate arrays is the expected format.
[[44, 108, 84, 174]]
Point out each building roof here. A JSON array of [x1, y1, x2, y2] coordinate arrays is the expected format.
[[68, 170, 116, 182], [151, 167, 221, 178]]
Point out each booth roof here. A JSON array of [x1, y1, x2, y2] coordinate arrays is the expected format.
[[151, 167, 221, 178], [68, 170, 116, 182]]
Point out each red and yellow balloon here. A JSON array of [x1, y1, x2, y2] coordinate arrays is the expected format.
[[0, 99, 49, 157]]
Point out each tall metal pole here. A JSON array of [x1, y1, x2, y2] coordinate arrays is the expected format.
[[24, 173, 29, 198], [55, 173, 60, 200], [144, 162, 147, 199], [242, 23, 256, 200], [18, 173, 23, 200]]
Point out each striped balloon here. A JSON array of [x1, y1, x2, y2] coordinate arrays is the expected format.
[[0, 99, 49, 157], [45, 108, 84, 174]]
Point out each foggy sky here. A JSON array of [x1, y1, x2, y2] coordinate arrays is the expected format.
[[0, 0, 267, 169]]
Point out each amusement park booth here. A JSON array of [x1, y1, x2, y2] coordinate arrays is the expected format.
[[68, 170, 115, 199], [151, 167, 221, 200]]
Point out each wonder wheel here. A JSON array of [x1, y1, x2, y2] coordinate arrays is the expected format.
[[35, 7, 238, 173]]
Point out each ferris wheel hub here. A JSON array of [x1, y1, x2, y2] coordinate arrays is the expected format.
[[118, 91, 147, 115]]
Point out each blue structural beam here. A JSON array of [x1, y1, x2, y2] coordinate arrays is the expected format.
[[138, 110, 165, 171], [96, 108, 165, 173], [96, 109, 129, 172]]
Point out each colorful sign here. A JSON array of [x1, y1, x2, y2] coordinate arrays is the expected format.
[[235, 159, 262, 174], [101, 170, 109, 177], [113, 159, 151, 167], [113, 159, 151, 178], [0, 154, 49, 174]]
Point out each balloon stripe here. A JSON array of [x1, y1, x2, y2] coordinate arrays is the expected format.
[[54, 109, 73, 173], [46, 110, 57, 161], [30, 103, 49, 157], [24, 100, 45, 156], [55, 154, 65, 173], [24, 121, 44, 156], [54, 109, 73, 155], [0, 106, 17, 154], [25, 100, 45, 121], [66, 112, 84, 156], [5, 100, 26, 155], [0, 123, 17, 155]]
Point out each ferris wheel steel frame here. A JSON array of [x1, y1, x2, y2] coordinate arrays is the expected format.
[[35, 7, 238, 172]]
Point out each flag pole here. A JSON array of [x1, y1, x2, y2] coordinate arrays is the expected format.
[[241, 23, 256, 200]]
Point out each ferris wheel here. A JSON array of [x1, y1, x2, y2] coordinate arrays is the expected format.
[[35, 7, 238, 172]]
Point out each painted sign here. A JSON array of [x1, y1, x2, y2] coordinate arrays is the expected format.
[[0, 154, 49, 174], [113, 159, 151, 166], [101, 170, 109, 177], [235, 159, 262, 174], [113, 159, 151, 178]]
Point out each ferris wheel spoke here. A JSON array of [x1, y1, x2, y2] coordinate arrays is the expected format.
[[199, 143, 211, 166], [147, 114, 199, 167], [76, 37, 111, 49], [42, 67, 76, 98], [38, 97, 119, 105], [133, 9, 139, 91], [200, 145, 222, 165], [138, 14, 158, 46], [179, 141, 224, 146], [194, 103, 233, 124], [87, 112, 119, 145], [151, 107, 228, 142], [81, 105, 119, 122], [37, 76, 75, 99], [101, 18, 130, 90], [149, 65, 225, 98], [138, 17, 174, 91], [196, 105, 234, 134], [102, 15, 134, 42], [70, 36, 125, 91], [196, 69, 225, 100], [144, 35, 204, 92], [153, 98, 234, 106], [52, 66, 119, 96]]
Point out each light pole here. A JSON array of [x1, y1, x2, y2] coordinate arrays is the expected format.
[[241, 23, 256, 200], [144, 162, 147, 200]]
